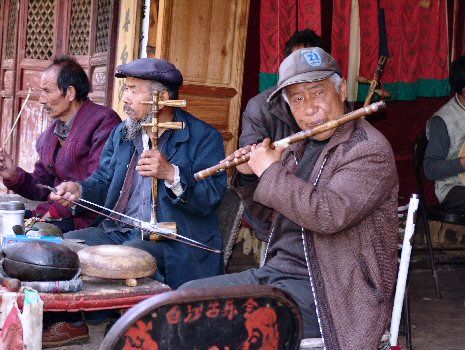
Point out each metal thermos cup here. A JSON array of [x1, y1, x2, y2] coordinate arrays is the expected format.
[[0, 201, 26, 244]]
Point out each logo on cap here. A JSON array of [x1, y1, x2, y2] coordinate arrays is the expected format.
[[301, 49, 321, 67]]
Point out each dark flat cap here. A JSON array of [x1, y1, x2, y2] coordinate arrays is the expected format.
[[115, 58, 183, 90]]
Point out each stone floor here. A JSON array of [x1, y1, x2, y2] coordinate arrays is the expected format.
[[409, 266, 465, 350], [44, 265, 465, 350]]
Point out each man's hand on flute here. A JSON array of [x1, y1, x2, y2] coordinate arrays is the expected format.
[[248, 138, 286, 177], [0, 148, 17, 180], [221, 144, 255, 175], [50, 181, 82, 206]]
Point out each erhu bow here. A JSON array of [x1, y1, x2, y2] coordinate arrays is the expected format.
[[2, 87, 33, 149], [37, 184, 221, 253], [194, 101, 386, 181], [140, 92, 186, 239]]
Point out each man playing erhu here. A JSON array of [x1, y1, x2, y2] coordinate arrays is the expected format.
[[52, 58, 226, 289], [181, 48, 399, 349]]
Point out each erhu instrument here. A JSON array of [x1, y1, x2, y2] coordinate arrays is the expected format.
[[140, 92, 186, 239], [194, 101, 386, 181], [356, 55, 389, 107]]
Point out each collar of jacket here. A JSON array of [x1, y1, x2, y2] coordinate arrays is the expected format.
[[49, 99, 92, 148]]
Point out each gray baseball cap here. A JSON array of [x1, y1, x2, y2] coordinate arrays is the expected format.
[[267, 47, 342, 101]]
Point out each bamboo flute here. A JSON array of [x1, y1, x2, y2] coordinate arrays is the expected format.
[[194, 100, 385, 181]]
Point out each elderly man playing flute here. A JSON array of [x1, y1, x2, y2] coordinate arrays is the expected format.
[[181, 47, 399, 350]]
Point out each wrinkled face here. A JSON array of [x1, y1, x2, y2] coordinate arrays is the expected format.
[[122, 77, 153, 121], [39, 68, 73, 121], [285, 77, 347, 141]]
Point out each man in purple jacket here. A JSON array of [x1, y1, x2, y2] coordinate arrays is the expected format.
[[0, 56, 120, 233]]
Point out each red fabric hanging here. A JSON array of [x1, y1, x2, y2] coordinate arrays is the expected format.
[[260, 0, 297, 74], [418, 0, 449, 80], [331, 0, 352, 78], [260, 0, 322, 79], [358, 0, 379, 79], [382, 0, 448, 84], [451, 0, 465, 59], [381, 0, 420, 84], [297, 0, 322, 35]]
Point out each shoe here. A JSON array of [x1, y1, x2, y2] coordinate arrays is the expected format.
[[42, 321, 89, 348]]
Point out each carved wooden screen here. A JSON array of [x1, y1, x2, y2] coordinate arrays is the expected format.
[[69, 0, 92, 56], [5, 0, 18, 60], [88, 0, 119, 106], [95, 0, 112, 53], [25, 0, 55, 60]]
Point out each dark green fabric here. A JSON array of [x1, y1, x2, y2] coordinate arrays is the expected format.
[[259, 72, 278, 92], [357, 79, 450, 102]]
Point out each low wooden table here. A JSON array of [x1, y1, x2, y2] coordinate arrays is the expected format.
[[0, 276, 171, 312]]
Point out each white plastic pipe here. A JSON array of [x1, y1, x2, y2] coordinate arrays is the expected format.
[[140, 0, 150, 58], [390, 194, 419, 346]]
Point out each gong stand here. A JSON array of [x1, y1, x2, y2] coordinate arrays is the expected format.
[[140, 91, 186, 240]]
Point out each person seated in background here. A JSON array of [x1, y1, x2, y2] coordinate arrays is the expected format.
[[52, 57, 227, 289], [0, 55, 120, 232], [181, 47, 399, 349], [424, 55, 465, 214], [240, 28, 322, 239]]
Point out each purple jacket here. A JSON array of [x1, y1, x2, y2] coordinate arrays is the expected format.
[[4, 99, 120, 229]]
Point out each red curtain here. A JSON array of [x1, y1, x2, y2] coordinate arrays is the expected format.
[[260, 0, 322, 75], [380, 0, 448, 84], [331, 0, 351, 78], [358, 0, 379, 79]]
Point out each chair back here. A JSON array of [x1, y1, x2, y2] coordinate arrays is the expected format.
[[100, 285, 303, 350], [413, 132, 436, 207], [216, 186, 244, 271]]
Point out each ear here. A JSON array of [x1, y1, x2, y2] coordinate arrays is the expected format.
[[159, 90, 170, 101], [156, 90, 170, 111], [339, 79, 348, 102], [66, 86, 77, 102]]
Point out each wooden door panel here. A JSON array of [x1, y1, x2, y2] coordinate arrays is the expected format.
[[156, 0, 249, 155], [90, 64, 108, 104], [16, 99, 46, 171], [1, 98, 13, 150], [1, 58, 17, 154], [16, 62, 50, 172], [180, 92, 232, 138], [165, 1, 237, 85], [3, 69, 15, 91]]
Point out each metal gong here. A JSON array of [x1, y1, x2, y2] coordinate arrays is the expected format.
[[2, 241, 80, 281], [77, 245, 157, 280]]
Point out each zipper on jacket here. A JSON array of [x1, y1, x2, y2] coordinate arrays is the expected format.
[[302, 228, 326, 349], [303, 155, 328, 348], [262, 227, 274, 265]]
